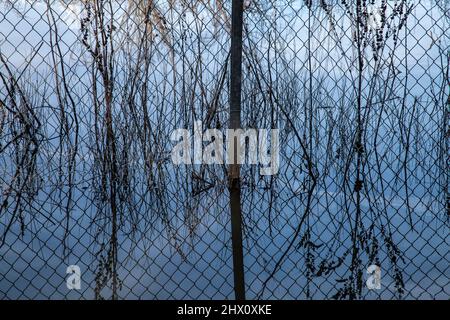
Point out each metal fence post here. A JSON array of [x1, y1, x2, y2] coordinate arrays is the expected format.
[[229, 0, 246, 300]]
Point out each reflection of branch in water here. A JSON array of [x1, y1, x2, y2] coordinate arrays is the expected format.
[[0, 52, 43, 247], [46, 1, 80, 257]]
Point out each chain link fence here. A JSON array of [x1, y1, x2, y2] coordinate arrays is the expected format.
[[0, 0, 448, 299]]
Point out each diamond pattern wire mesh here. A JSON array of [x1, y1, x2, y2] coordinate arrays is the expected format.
[[0, 0, 448, 300]]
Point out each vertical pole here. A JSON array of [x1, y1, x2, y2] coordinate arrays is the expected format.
[[229, 0, 246, 300]]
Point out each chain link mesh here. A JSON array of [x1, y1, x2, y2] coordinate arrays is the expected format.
[[0, 0, 448, 299]]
